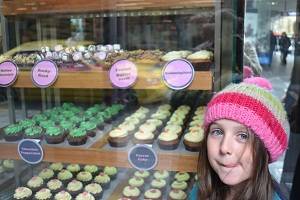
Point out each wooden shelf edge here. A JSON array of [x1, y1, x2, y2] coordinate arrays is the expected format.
[[12, 70, 213, 90], [0, 143, 198, 172]]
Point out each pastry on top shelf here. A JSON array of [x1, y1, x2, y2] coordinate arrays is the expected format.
[[161, 50, 192, 62]]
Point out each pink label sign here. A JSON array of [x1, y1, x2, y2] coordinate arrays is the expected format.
[[162, 59, 195, 90], [31, 60, 58, 88], [0, 61, 18, 87], [109, 59, 138, 89]]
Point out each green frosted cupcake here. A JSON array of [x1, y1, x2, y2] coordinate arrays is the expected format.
[[32, 114, 48, 124], [38, 168, 55, 182], [60, 121, 75, 135], [76, 171, 92, 185], [67, 128, 87, 146], [24, 126, 43, 139], [57, 169, 73, 185], [79, 121, 97, 137], [83, 165, 99, 177], [3, 124, 23, 141], [49, 162, 64, 174], [66, 164, 81, 176], [94, 172, 111, 189], [103, 166, 118, 180], [69, 116, 81, 126], [19, 119, 36, 129], [40, 120, 56, 129], [45, 126, 64, 144], [62, 110, 74, 119]]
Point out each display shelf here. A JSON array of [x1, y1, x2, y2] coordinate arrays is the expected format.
[[0, 143, 198, 172], [2, 0, 214, 15], [12, 68, 213, 90]]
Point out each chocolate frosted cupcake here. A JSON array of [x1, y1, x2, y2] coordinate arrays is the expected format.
[[67, 180, 83, 197], [67, 128, 87, 146], [84, 183, 103, 199], [13, 187, 32, 200], [24, 126, 43, 139], [94, 173, 111, 189], [54, 190, 72, 200], [34, 188, 52, 200], [38, 168, 55, 182], [3, 124, 23, 141], [27, 176, 44, 193], [57, 169, 73, 185], [79, 121, 97, 137], [47, 179, 63, 193], [45, 126, 64, 144], [76, 171, 93, 186]]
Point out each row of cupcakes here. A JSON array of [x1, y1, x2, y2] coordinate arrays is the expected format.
[[13, 163, 118, 200], [120, 170, 194, 200], [157, 105, 191, 150], [1, 103, 124, 146], [183, 106, 205, 152]]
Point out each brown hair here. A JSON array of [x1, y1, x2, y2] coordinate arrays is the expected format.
[[197, 129, 274, 200]]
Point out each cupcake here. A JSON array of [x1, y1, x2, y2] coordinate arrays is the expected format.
[[24, 126, 43, 139], [49, 162, 64, 175], [84, 183, 103, 199], [54, 190, 72, 200], [44, 126, 65, 144], [34, 188, 52, 200], [139, 123, 156, 134], [75, 191, 95, 200], [57, 169, 73, 185], [144, 188, 162, 200], [103, 166, 118, 180], [153, 170, 169, 180], [118, 122, 136, 137], [107, 128, 129, 147], [132, 130, 155, 144], [94, 172, 111, 189], [163, 124, 183, 136], [3, 159, 14, 171], [59, 121, 75, 136], [122, 186, 140, 200], [183, 129, 204, 152], [158, 132, 179, 150], [3, 124, 23, 141], [171, 181, 188, 191], [76, 171, 93, 185], [38, 168, 55, 182], [13, 187, 32, 200], [134, 170, 150, 182], [47, 179, 63, 193], [79, 121, 97, 137], [27, 176, 44, 192], [150, 179, 167, 192], [128, 176, 144, 191], [19, 119, 36, 130], [168, 189, 187, 200], [83, 165, 99, 176], [67, 128, 88, 146], [39, 120, 56, 130], [67, 180, 83, 197], [174, 172, 190, 182], [186, 50, 213, 71], [66, 164, 81, 176]]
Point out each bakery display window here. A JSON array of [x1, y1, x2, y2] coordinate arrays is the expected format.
[[0, 0, 243, 199]]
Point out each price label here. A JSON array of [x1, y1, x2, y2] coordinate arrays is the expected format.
[[128, 144, 158, 171], [109, 59, 138, 89], [162, 59, 195, 90], [18, 139, 44, 164], [31, 60, 58, 88], [0, 61, 18, 87]]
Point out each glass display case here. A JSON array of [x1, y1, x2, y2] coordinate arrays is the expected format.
[[0, 0, 243, 199]]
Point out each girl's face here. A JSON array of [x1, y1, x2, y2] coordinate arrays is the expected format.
[[207, 119, 253, 186]]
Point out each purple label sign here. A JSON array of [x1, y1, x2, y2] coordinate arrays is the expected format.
[[0, 61, 18, 87], [162, 59, 195, 90], [18, 139, 44, 164], [128, 144, 158, 171], [31, 60, 58, 88], [109, 59, 138, 89]]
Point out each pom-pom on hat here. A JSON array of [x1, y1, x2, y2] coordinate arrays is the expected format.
[[204, 77, 289, 162]]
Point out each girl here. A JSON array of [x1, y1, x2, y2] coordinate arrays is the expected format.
[[190, 77, 289, 200]]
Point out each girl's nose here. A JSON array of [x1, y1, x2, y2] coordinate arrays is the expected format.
[[219, 136, 233, 155]]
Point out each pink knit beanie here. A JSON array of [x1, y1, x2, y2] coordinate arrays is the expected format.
[[204, 77, 289, 162]]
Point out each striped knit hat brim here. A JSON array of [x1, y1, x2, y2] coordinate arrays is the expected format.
[[204, 82, 289, 162]]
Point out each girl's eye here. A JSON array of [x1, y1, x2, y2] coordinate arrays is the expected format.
[[237, 132, 249, 142], [209, 128, 223, 136]]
